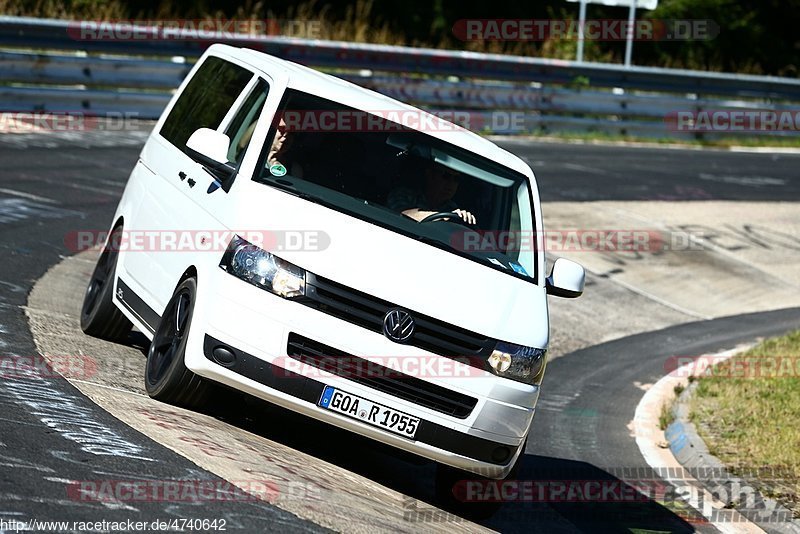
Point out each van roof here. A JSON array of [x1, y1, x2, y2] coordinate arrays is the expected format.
[[224, 45, 534, 180]]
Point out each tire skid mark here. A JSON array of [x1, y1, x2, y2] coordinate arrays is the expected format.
[[0, 371, 155, 462], [27, 252, 490, 533], [0, 197, 83, 225]]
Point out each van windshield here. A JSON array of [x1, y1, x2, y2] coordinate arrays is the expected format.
[[253, 89, 538, 283]]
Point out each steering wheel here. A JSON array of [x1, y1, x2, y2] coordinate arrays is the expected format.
[[420, 211, 464, 224]]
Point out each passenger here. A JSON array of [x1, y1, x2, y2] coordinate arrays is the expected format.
[[266, 118, 304, 177]]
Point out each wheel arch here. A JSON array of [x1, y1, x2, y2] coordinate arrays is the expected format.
[[178, 266, 198, 287]]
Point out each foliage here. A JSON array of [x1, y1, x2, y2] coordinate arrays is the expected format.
[[2, 0, 797, 75], [690, 330, 800, 515]]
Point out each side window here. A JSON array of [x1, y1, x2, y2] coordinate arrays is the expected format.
[[225, 79, 270, 164], [160, 56, 253, 153]]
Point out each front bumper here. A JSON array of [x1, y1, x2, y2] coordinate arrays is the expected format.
[[184, 267, 540, 478]]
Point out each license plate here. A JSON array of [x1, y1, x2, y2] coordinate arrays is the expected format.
[[318, 386, 419, 439]]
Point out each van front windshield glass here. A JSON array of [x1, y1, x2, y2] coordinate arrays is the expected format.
[[253, 89, 537, 283]]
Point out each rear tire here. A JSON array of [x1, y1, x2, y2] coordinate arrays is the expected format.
[[144, 277, 210, 409], [80, 225, 132, 342]]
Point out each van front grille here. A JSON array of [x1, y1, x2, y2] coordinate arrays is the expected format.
[[287, 333, 478, 419], [299, 273, 495, 366]]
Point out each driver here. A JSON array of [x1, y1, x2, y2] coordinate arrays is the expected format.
[[387, 163, 477, 224]]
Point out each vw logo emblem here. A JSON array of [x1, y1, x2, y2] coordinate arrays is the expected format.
[[383, 309, 415, 343]]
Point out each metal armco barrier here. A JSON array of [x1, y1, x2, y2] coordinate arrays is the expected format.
[[1, 16, 799, 138]]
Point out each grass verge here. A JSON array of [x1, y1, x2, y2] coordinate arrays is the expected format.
[[690, 330, 800, 516], [658, 401, 675, 432], [658, 383, 688, 431]]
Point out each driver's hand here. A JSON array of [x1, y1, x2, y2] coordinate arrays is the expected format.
[[453, 209, 476, 225]]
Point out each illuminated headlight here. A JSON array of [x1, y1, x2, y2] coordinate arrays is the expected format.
[[487, 342, 547, 385], [220, 236, 305, 298]]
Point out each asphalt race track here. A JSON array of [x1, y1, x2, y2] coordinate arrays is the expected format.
[[1, 132, 799, 532], [495, 138, 800, 202], [0, 140, 323, 532]]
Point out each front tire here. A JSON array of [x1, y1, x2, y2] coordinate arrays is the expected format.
[[80, 225, 132, 342], [144, 277, 209, 409]]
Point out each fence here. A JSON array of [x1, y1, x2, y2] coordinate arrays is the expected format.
[[2, 16, 799, 139]]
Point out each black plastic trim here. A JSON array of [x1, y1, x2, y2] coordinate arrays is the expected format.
[[202, 334, 513, 465], [116, 278, 160, 333], [286, 333, 478, 419]]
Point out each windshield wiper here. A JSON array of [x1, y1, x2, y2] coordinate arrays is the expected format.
[[261, 177, 326, 205], [416, 235, 517, 274], [416, 235, 480, 259]]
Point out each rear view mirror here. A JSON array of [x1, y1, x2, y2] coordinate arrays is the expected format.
[[186, 128, 237, 184], [546, 258, 585, 298]]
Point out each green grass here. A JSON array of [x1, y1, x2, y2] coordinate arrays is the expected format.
[[658, 401, 675, 431], [690, 330, 800, 516]]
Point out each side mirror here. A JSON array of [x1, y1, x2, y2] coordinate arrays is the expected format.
[[186, 128, 237, 185], [546, 258, 585, 298]]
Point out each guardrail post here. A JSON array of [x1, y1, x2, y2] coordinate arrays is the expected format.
[[624, 0, 637, 68], [577, 0, 588, 63]]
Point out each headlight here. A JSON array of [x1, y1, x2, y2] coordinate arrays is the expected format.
[[220, 236, 305, 298], [487, 342, 547, 385]]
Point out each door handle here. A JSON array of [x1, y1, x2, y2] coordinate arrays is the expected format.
[[178, 171, 187, 180]]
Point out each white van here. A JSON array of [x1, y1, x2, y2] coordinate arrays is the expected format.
[[80, 44, 585, 499]]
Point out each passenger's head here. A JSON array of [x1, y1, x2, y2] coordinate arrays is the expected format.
[[424, 164, 461, 205], [269, 118, 295, 161]]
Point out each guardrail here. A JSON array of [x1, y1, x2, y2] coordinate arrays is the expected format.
[[1, 16, 799, 139]]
